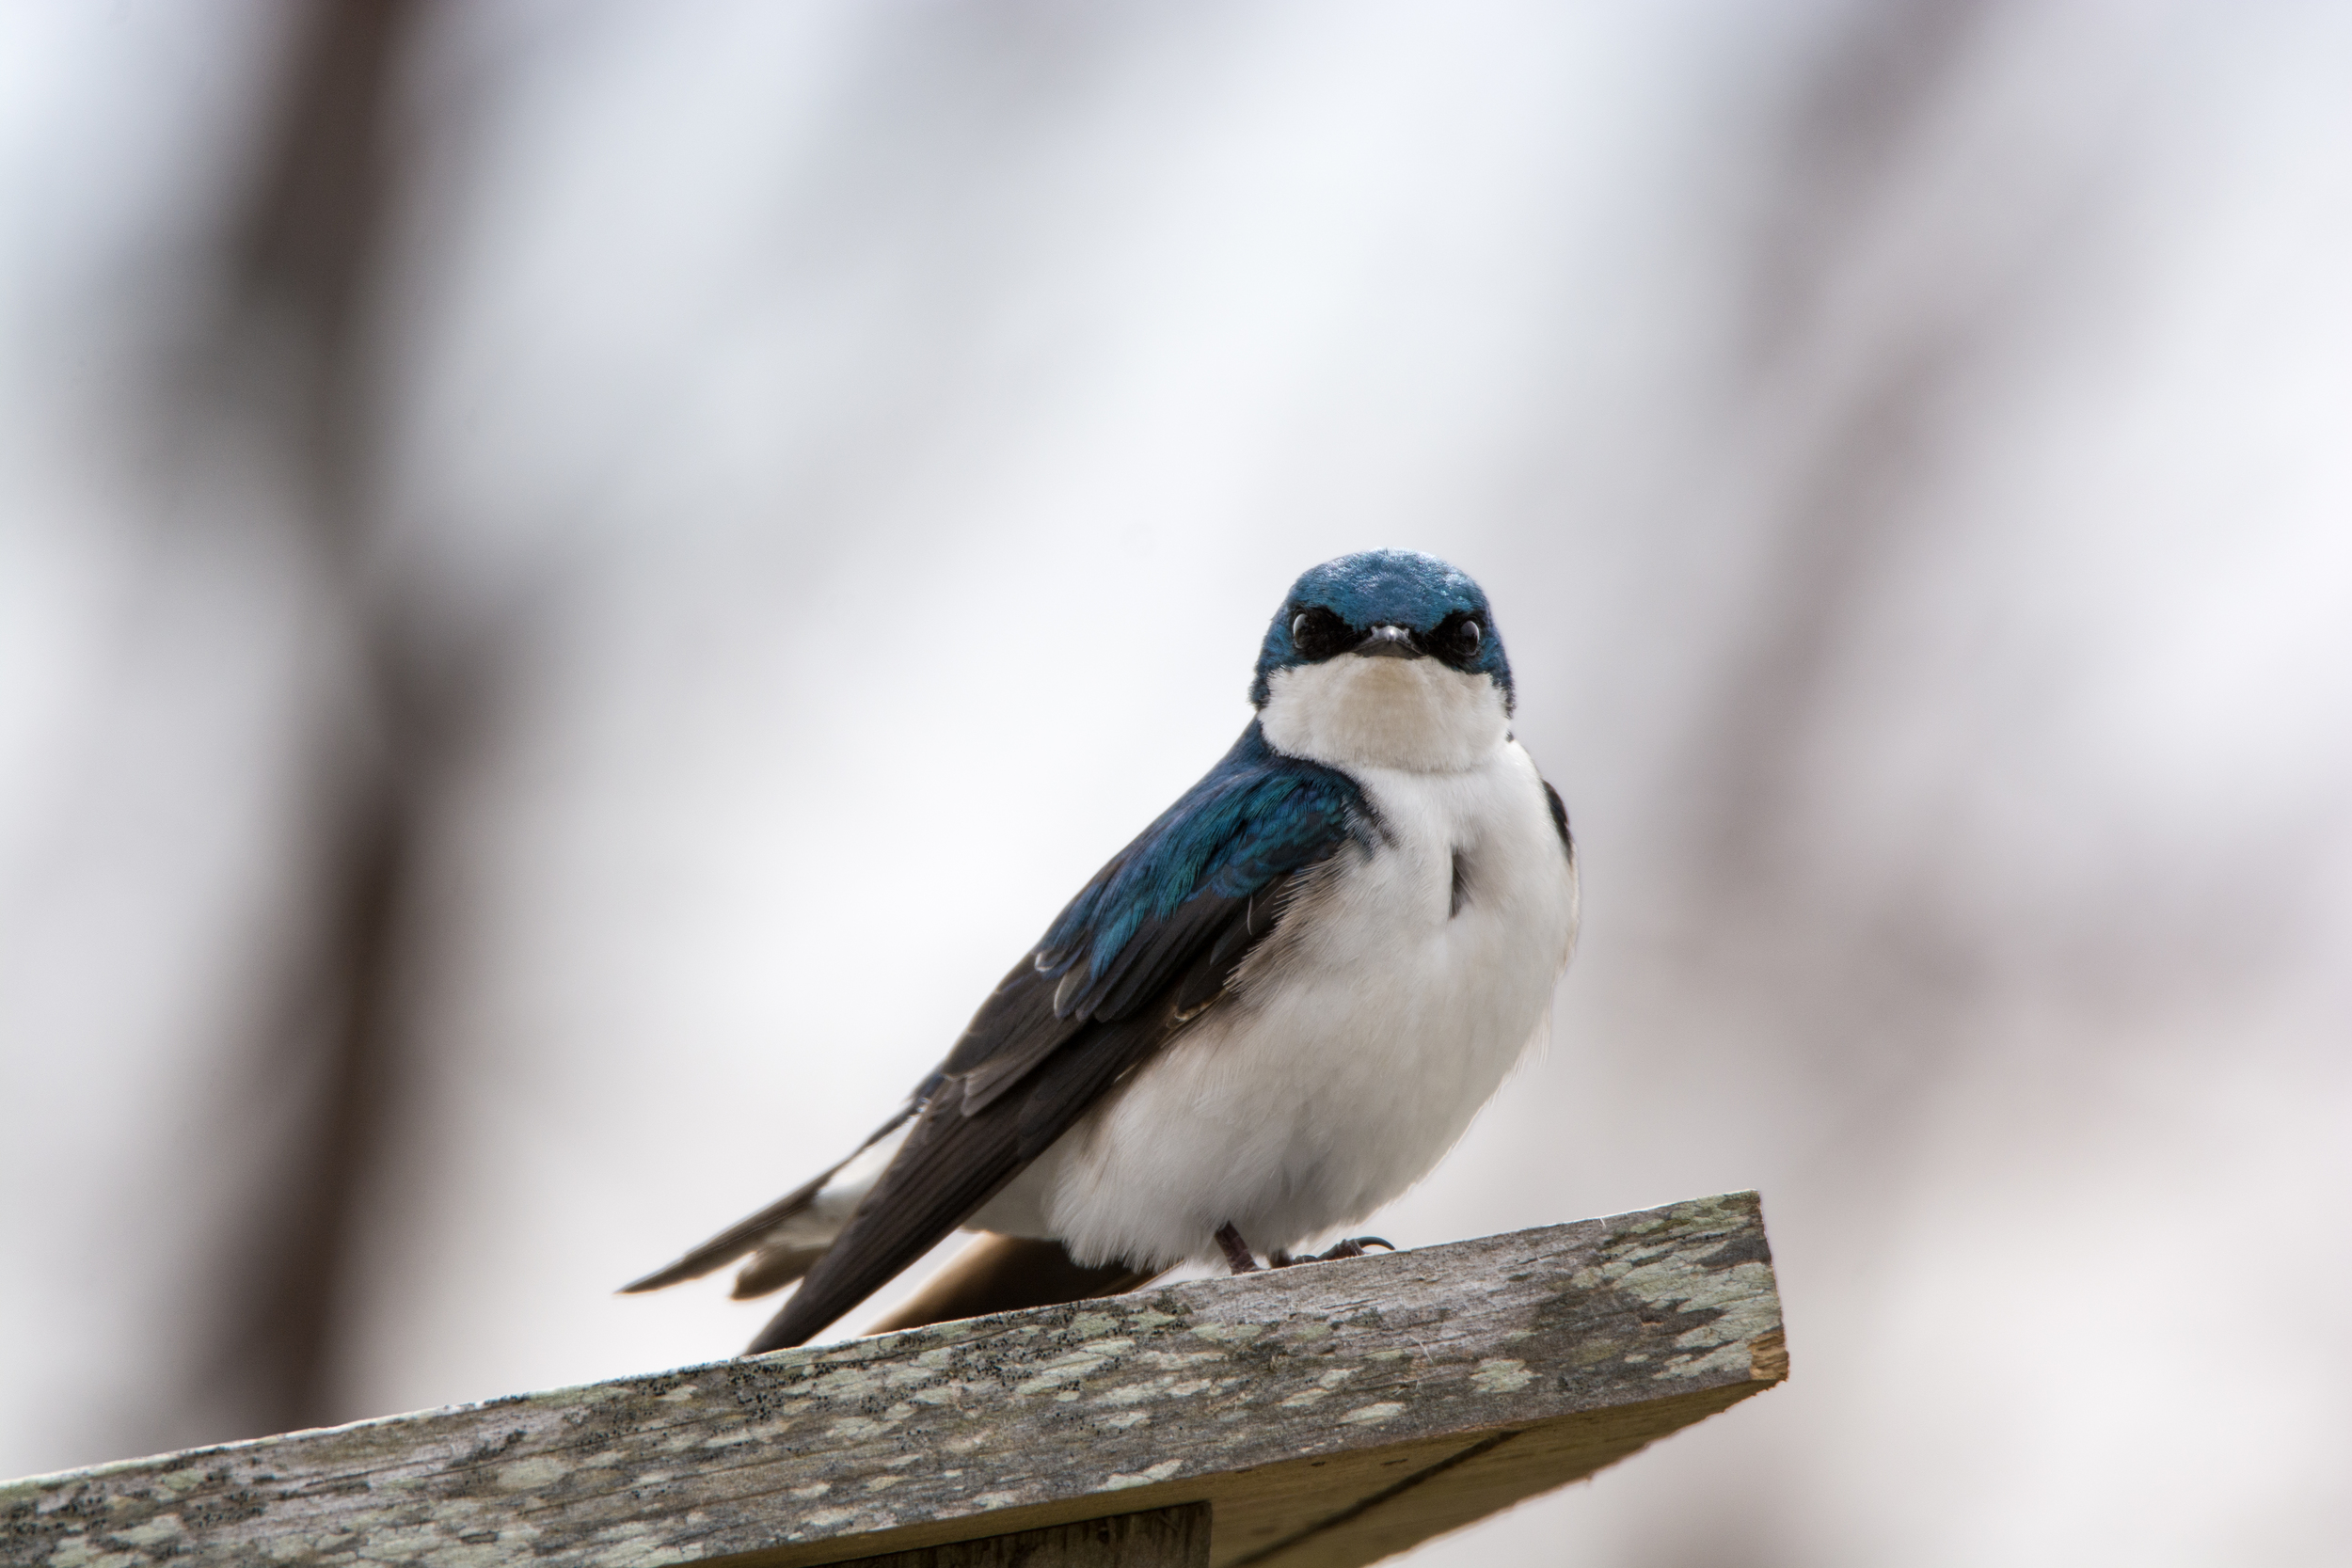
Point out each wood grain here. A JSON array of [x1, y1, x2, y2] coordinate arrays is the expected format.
[[2, 1192, 1786, 1568], [823, 1504, 1207, 1567]]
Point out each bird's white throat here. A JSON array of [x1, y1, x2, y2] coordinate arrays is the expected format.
[[1259, 657, 1508, 773]]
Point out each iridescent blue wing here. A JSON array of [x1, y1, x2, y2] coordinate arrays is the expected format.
[[942, 721, 1363, 1110]]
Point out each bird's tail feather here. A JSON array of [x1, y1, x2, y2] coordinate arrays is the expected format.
[[729, 1243, 828, 1299], [619, 1104, 916, 1297], [618, 1169, 834, 1294]]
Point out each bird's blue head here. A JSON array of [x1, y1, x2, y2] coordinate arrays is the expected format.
[[1249, 549, 1512, 711], [1248, 551, 1516, 773]]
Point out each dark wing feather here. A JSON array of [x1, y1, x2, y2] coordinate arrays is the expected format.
[[743, 720, 1360, 1352], [748, 935, 1222, 1353], [945, 959, 1089, 1116], [618, 1100, 920, 1294], [1080, 887, 1244, 1022], [1542, 779, 1573, 856], [949, 721, 1358, 1115], [1035, 737, 1358, 1026]]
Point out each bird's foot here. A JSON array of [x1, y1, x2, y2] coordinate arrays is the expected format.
[[1269, 1236, 1394, 1267], [1214, 1222, 1260, 1275]]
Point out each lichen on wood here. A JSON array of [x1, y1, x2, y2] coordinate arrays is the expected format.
[[2, 1191, 1786, 1568]]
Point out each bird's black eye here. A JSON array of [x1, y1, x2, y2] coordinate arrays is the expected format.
[[1431, 610, 1485, 663], [1289, 606, 1350, 660]]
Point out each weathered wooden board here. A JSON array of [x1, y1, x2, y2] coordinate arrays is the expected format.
[[1, 1192, 1786, 1568], [823, 1504, 1207, 1567]]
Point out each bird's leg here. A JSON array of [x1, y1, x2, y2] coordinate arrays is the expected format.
[[1214, 1223, 1260, 1275], [1268, 1247, 1298, 1268]]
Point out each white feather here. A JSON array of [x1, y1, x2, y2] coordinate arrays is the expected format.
[[1256, 653, 1506, 773]]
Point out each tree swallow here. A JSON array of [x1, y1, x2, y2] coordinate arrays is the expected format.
[[626, 549, 1580, 1352]]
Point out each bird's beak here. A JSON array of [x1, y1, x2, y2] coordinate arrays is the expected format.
[[1354, 624, 1423, 659]]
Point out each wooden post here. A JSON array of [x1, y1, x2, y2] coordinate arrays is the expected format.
[[1, 1192, 1787, 1568]]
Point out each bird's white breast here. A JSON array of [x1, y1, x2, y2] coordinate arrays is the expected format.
[[976, 724, 1579, 1269]]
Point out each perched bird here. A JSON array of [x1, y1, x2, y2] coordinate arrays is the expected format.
[[625, 549, 1579, 1353]]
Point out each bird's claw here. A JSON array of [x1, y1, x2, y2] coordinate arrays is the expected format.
[[1270, 1236, 1396, 1267], [1226, 1227, 1397, 1273]]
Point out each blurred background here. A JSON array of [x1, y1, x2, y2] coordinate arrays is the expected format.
[[3, 0, 2348, 1561]]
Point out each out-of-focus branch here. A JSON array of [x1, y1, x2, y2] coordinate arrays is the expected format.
[[197, 0, 433, 1440], [232, 0, 416, 516], [1699, 0, 2005, 891]]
